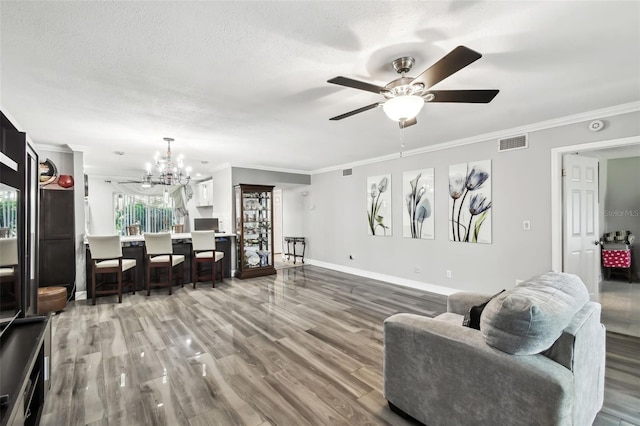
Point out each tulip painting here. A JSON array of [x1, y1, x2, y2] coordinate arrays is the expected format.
[[367, 174, 392, 236], [403, 169, 434, 239], [449, 160, 492, 243]]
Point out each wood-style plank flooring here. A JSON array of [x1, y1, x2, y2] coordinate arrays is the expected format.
[[40, 265, 639, 425]]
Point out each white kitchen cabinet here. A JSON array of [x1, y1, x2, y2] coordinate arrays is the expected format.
[[196, 179, 213, 207]]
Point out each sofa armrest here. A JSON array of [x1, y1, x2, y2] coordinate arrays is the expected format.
[[446, 291, 492, 315], [383, 313, 574, 426]]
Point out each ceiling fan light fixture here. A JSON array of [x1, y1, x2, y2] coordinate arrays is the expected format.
[[383, 95, 424, 122]]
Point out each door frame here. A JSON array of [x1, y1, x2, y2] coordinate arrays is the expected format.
[[551, 135, 640, 272]]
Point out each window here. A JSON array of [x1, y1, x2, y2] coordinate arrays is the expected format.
[[114, 193, 175, 235]]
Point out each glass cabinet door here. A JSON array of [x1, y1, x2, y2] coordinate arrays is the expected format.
[[235, 184, 276, 279]]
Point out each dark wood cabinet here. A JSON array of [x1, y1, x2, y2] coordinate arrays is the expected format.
[[39, 189, 75, 299], [39, 190, 74, 240]]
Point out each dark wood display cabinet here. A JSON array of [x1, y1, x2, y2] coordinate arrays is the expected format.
[[235, 184, 276, 279], [39, 188, 75, 300]]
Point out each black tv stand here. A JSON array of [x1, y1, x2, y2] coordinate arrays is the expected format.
[[0, 315, 51, 425]]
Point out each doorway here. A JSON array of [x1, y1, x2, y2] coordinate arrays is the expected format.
[[552, 136, 640, 336]]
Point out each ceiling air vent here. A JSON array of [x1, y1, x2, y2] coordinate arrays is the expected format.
[[343, 168, 353, 176], [498, 134, 528, 152]]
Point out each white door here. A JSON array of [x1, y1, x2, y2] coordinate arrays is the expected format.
[[563, 154, 600, 296]]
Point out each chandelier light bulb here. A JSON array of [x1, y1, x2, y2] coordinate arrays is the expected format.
[[383, 95, 424, 122]]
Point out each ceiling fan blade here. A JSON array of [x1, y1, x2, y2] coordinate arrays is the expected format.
[[411, 46, 482, 90], [329, 103, 381, 121], [425, 89, 499, 103], [327, 76, 385, 94], [399, 117, 417, 129]]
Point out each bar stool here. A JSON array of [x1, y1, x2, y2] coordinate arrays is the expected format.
[[144, 232, 185, 295], [87, 235, 136, 305], [191, 230, 224, 288]]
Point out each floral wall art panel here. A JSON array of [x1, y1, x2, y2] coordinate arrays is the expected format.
[[403, 168, 434, 239], [449, 160, 492, 243], [367, 174, 392, 236]]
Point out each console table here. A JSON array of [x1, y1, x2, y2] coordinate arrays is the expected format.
[[284, 237, 306, 264]]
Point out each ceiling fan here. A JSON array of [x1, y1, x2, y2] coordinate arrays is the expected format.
[[327, 45, 499, 128]]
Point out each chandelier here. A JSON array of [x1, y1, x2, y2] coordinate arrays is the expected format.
[[142, 137, 191, 188]]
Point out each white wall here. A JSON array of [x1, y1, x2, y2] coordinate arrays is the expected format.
[[86, 177, 116, 234], [282, 186, 309, 239], [37, 149, 74, 176], [73, 151, 86, 292], [211, 167, 233, 233], [304, 111, 640, 294], [273, 188, 283, 254]]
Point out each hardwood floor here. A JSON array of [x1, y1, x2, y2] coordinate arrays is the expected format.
[[40, 266, 639, 425], [599, 279, 640, 338]]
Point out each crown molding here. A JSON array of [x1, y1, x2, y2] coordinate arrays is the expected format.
[[310, 152, 401, 175], [310, 101, 640, 175], [34, 143, 73, 154], [230, 163, 311, 176], [67, 144, 85, 152], [209, 162, 232, 174]]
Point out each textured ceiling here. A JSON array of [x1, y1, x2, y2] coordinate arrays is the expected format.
[[1, 1, 639, 178]]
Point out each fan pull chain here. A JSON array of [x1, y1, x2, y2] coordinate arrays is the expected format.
[[399, 126, 406, 157]]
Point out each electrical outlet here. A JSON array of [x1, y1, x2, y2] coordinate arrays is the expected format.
[[414, 266, 421, 273], [446, 270, 452, 278]]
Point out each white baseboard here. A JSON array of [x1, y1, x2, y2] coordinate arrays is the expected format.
[[305, 259, 460, 296]]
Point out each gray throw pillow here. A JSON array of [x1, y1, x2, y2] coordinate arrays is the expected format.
[[480, 272, 589, 355]]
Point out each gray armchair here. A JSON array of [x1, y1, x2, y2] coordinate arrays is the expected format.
[[383, 272, 606, 426]]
